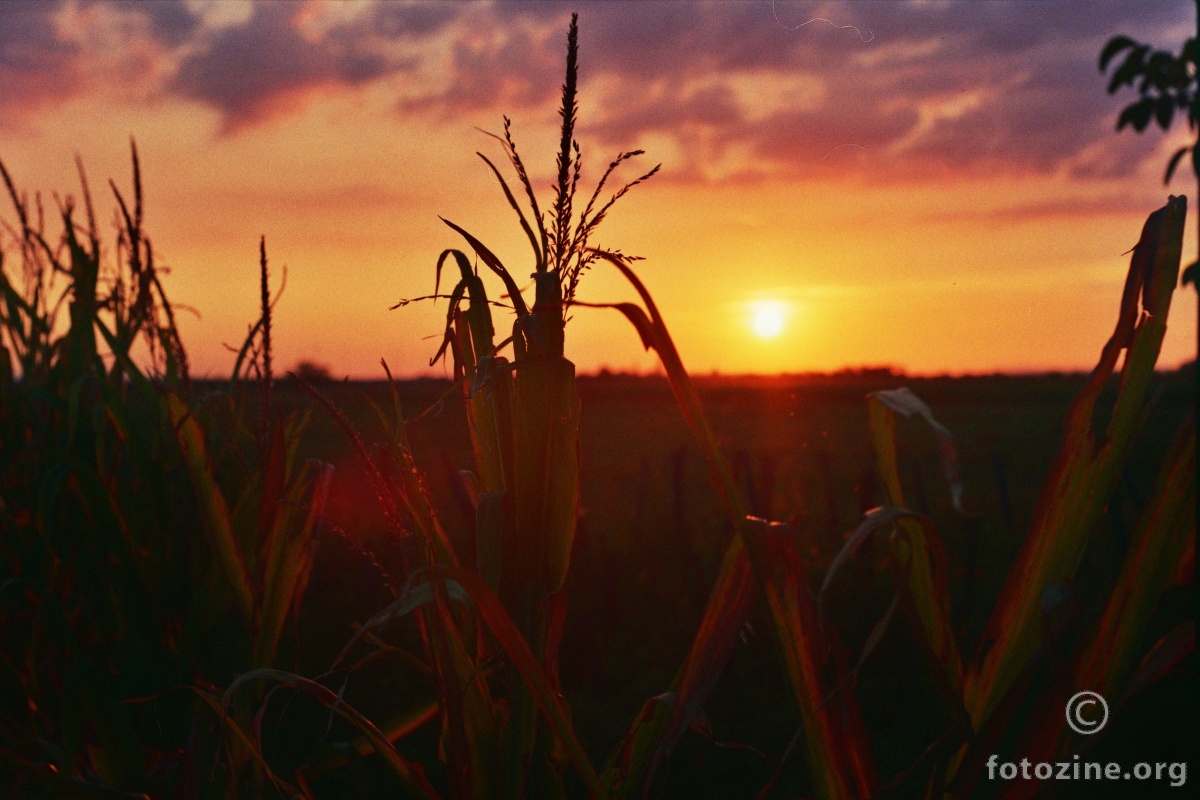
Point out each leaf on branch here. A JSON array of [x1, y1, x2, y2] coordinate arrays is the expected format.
[[1108, 45, 1150, 93], [1164, 145, 1190, 184], [1099, 35, 1138, 72], [1156, 94, 1175, 129], [1117, 97, 1155, 132]]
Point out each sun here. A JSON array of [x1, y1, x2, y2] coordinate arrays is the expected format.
[[749, 300, 788, 339]]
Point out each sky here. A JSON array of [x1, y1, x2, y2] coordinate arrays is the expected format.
[[0, 0, 1197, 377]]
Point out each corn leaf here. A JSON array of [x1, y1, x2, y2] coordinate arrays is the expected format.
[[868, 388, 963, 511], [443, 566, 602, 797], [183, 685, 306, 799], [253, 461, 333, 669], [961, 196, 1186, 734], [426, 574, 501, 800], [1075, 410, 1195, 700], [583, 255, 743, 521], [477, 153, 545, 272], [642, 543, 756, 791], [589, 252, 878, 799], [600, 693, 674, 798], [165, 391, 253, 623], [742, 519, 877, 800], [866, 393, 965, 692], [441, 217, 529, 316], [222, 669, 440, 799], [330, 577, 470, 673], [1119, 620, 1195, 703]]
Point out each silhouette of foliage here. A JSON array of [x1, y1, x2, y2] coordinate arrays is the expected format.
[[1100, 3, 1200, 288]]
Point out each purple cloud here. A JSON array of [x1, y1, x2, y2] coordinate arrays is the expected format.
[[169, 3, 398, 131], [0, 1, 82, 121], [1, 0, 1191, 182]]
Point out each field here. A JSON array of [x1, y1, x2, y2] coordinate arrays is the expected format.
[[1, 179, 1195, 799], [2, 11, 1197, 799], [1, 151, 1194, 799], [266, 368, 1195, 797]]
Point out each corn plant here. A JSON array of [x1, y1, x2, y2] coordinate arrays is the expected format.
[[292, 15, 878, 799], [335, 22, 1191, 795], [814, 198, 1195, 800], [0, 144, 330, 798], [251, 22, 1193, 794]]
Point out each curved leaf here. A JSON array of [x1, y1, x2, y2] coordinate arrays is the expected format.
[[960, 197, 1186, 743], [643, 543, 756, 792], [223, 669, 440, 799], [1164, 144, 1190, 184], [1099, 35, 1137, 72], [1075, 411, 1195, 700], [441, 217, 529, 316]]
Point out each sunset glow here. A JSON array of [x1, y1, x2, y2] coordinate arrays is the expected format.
[[0, 1, 1195, 376], [750, 300, 789, 339]]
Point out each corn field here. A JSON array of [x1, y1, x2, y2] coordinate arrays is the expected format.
[[0, 14, 1194, 800]]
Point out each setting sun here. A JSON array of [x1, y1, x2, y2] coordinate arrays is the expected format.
[[749, 300, 789, 339]]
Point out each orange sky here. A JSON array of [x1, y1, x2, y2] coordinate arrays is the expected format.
[[1, 1, 1196, 377]]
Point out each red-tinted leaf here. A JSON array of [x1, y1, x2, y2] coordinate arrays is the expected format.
[[1075, 412, 1195, 698], [443, 566, 602, 797], [1119, 620, 1196, 703], [743, 519, 877, 800], [222, 670, 440, 799], [962, 199, 1185, 738], [645, 543, 756, 788]]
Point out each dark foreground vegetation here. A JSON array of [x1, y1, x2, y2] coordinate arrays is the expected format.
[[283, 367, 1196, 798]]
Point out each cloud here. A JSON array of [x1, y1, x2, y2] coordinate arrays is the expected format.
[[395, 11, 565, 118], [0, 1, 83, 121], [169, 3, 397, 132], [1, 0, 1192, 181], [0, 1, 463, 131], [366, 0, 1191, 182], [164, 2, 469, 131], [567, 1, 1192, 181], [120, 0, 202, 48]]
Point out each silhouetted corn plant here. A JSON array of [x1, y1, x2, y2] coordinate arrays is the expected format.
[[0, 144, 331, 798], [374, 16, 876, 799], [431, 15, 664, 796], [290, 16, 1191, 800], [819, 198, 1194, 800]]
